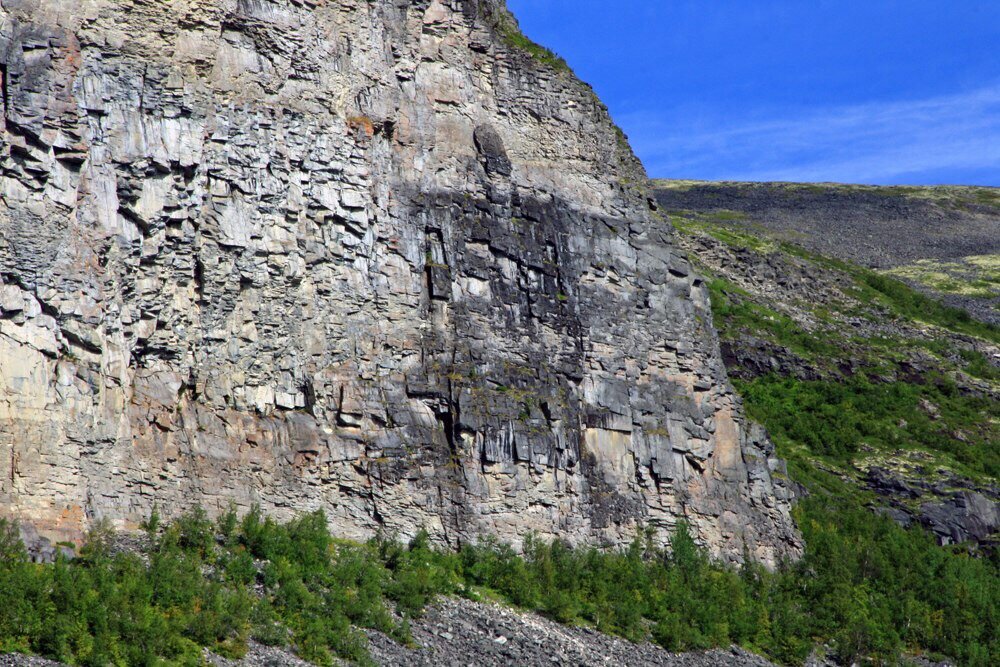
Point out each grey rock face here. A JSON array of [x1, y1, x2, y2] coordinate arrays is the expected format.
[[918, 491, 999, 548], [867, 466, 1000, 551], [0, 0, 799, 565]]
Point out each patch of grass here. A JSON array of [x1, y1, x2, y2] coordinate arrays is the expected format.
[[493, 12, 570, 72], [972, 189, 1000, 208], [684, 210, 999, 479], [679, 209, 1000, 344], [671, 212, 772, 252], [885, 256, 1000, 299], [850, 271, 1000, 342], [959, 348, 1000, 382], [707, 277, 840, 360], [745, 234, 999, 343]]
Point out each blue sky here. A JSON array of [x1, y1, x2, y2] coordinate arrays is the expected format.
[[506, 0, 1000, 185]]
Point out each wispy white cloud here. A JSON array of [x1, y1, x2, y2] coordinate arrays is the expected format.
[[620, 84, 1000, 184]]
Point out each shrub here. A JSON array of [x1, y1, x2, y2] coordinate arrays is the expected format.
[[2, 504, 996, 666], [736, 374, 999, 477]]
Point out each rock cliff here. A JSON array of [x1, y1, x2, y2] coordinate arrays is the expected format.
[[0, 0, 799, 565]]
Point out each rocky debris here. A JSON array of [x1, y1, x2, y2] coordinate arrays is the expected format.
[[0, 1, 799, 566], [0, 656, 64, 667], [2, 595, 781, 667], [203, 641, 318, 667], [805, 645, 955, 667], [653, 181, 1000, 324], [902, 658, 957, 667], [866, 464, 1000, 550], [3, 648, 320, 667], [366, 597, 777, 667], [720, 337, 823, 382], [652, 181, 999, 270], [15, 522, 75, 563]]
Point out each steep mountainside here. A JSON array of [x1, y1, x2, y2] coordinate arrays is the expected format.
[[0, 1, 798, 565], [654, 181, 1000, 324], [651, 192, 999, 551]]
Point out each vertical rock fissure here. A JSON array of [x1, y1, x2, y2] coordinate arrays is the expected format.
[[0, 63, 8, 133]]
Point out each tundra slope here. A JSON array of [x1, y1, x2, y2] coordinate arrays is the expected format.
[[654, 180, 1000, 324], [652, 190, 1000, 551], [0, 1, 798, 565]]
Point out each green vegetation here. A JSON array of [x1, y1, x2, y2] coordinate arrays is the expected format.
[[2, 502, 997, 666], [788, 495, 998, 666], [671, 212, 773, 253], [736, 374, 999, 477], [885, 255, 1000, 301], [960, 348, 1000, 382], [972, 189, 1000, 208], [707, 277, 840, 360], [0, 508, 417, 666], [673, 209, 1000, 343], [683, 207, 999, 474], [493, 12, 570, 72], [850, 270, 999, 342]]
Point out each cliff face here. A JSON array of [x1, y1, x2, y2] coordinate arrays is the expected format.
[[0, 0, 799, 565]]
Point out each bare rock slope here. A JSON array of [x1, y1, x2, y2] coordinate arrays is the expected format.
[[0, 0, 798, 564]]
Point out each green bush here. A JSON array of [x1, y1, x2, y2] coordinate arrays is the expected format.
[[735, 374, 999, 477]]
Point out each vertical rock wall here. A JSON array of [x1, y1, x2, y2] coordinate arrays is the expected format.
[[0, 0, 800, 565]]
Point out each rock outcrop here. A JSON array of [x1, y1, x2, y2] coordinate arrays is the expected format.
[[0, 0, 799, 565]]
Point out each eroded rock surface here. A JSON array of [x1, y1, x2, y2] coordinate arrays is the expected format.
[[0, 0, 799, 565], [867, 464, 1000, 551]]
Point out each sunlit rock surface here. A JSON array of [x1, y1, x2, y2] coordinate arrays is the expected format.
[[0, 0, 800, 565]]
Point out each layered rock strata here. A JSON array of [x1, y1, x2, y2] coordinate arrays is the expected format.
[[0, 0, 799, 565]]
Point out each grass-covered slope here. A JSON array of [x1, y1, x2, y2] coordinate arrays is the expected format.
[[668, 209, 998, 487]]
